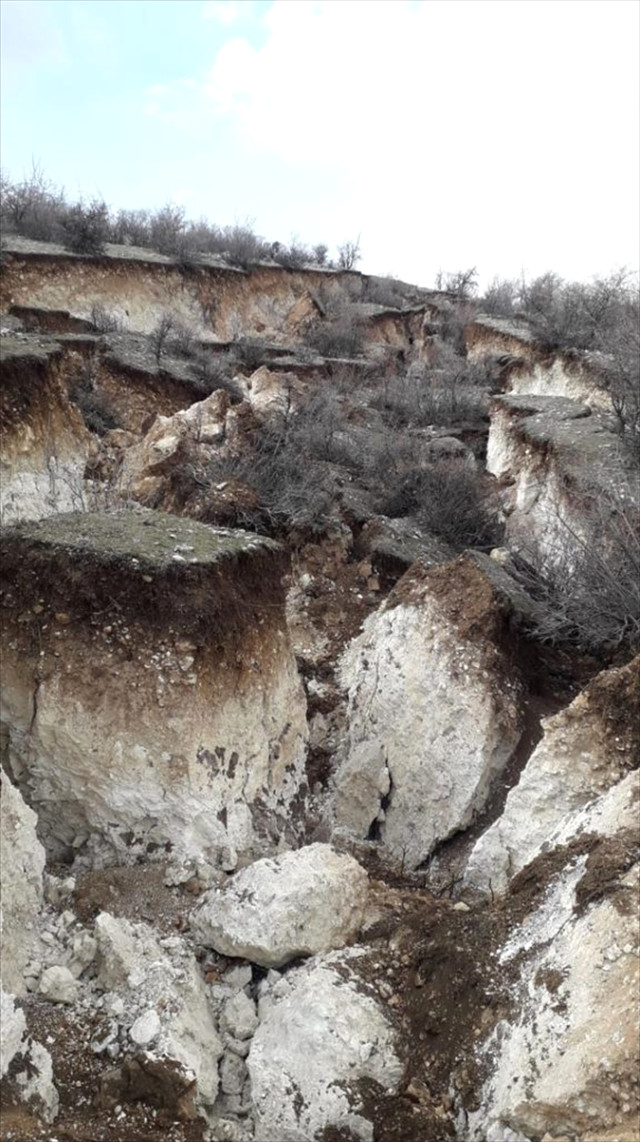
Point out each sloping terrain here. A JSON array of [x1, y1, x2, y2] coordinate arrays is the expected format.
[[1, 245, 638, 1142]]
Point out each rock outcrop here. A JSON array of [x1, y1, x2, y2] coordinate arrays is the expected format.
[[93, 912, 222, 1114], [0, 337, 93, 523], [0, 988, 59, 1122], [0, 770, 46, 995], [487, 393, 630, 569], [332, 554, 528, 869], [466, 833, 640, 1141], [192, 843, 369, 967], [248, 949, 403, 1141], [465, 657, 640, 895], [0, 509, 307, 867], [466, 315, 610, 408]]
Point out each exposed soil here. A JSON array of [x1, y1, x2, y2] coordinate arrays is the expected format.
[[71, 863, 199, 936], [1, 1001, 205, 1142]]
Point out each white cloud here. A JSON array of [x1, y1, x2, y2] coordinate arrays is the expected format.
[[202, 1, 249, 26], [157, 0, 640, 284]]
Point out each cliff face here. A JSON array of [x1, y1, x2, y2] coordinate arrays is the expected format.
[[0, 338, 93, 523], [0, 241, 362, 343], [0, 510, 307, 869], [467, 315, 609, 408], [487, 393, 630, 568]]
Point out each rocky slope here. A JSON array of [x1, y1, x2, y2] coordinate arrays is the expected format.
[[1, 247, 638, 1142]]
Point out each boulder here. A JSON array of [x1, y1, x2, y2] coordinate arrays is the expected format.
[[248, 950, 403, 1141], [94, 912, 222, 1113], [0, 988, 58, 1122], [0, 770, 46, 994], [191, 843, 369, 968], [465, 658, 640, 896], [333, 554, 525, 869]]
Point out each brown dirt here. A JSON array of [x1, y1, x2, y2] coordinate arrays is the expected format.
[[71, 862, 198, 935], [1, 1001, 205, 1142]]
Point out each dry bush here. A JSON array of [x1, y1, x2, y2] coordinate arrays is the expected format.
[[380, 459, 502, 551], [233, 336, 271, 372], [190, 350, 242, 399], [305, 317, 364, 359], [337, 237, 362, 270], [372, 354, 489, 429], [149, 312, 175, 365], [61, 199, 110, 255], [513, 481, 640, 653], [90, 304, 122, 333]]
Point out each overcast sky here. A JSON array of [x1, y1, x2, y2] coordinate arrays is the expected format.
[[1, 0, 638, 288]]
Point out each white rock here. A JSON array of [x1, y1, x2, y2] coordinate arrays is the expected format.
[[95, 913, 222, 1113], [0, 988, 27, 1078], [0, 771, 46, 994], [192, 844, 369, 968], [248, 950, 403, 1141], [468, 856, 640, 1141], [1, 988, 59, 1122], [220, 1051, 248, 1095], [333, 556, 523, 869], [130, 1009, 161, 1047], [221, 991, 259, 1041], [224, 963, 253, 991], [68, 931, 98, 978], [38, 965, 79, 1004], [465, 659, 639, 896]]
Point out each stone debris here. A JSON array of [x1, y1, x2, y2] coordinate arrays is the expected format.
[[248, 949, 403, 1141], [465, 657, 640, 896], [0, 770, 46, 995], [191, 843, 370, 967]]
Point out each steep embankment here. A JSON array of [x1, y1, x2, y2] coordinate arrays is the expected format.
[[0, 336, 93, 523], [0, 510, 307, 869]]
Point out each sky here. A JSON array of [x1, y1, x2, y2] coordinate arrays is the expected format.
[[1, 0, 639, 288]]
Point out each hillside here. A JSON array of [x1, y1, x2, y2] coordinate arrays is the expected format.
[[1, 238, 638, 1142]]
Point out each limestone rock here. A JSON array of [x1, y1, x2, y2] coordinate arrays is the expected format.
[[0, 988, 27, 1078], [467, 847, 640, 1140], [0, 771, 46, 995], [94, 912, 222, 1112], [220, 991, 259, 1040], [465, 658, 640, 896], [1, 988, 58, 1122], [38, 965, 79, 1004], [248, 950, 403, 1141], [191, 844, 369, 968], [333, 555, 524, 869], [1, 510, 308, 868]]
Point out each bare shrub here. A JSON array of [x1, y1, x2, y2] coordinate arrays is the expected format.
[[372, 354, 489, 428], [148, 203, 187, 256], [305, 317, 364, 359], [61, 199, 110, 256], [513, 481, 640, 652], [190, 350, 242, 398], [435, 267, 478, 299], [337, 237, 362, 271], [170, 320, 197, 358], [0, 162, 66, 242], [380, 459, 502, 550], [110, 208, 152, 247], [482, 276, 518, 316], [233, 336, 270, 372], [149, 312, 175, 365], [90, 303, 122, 333]]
